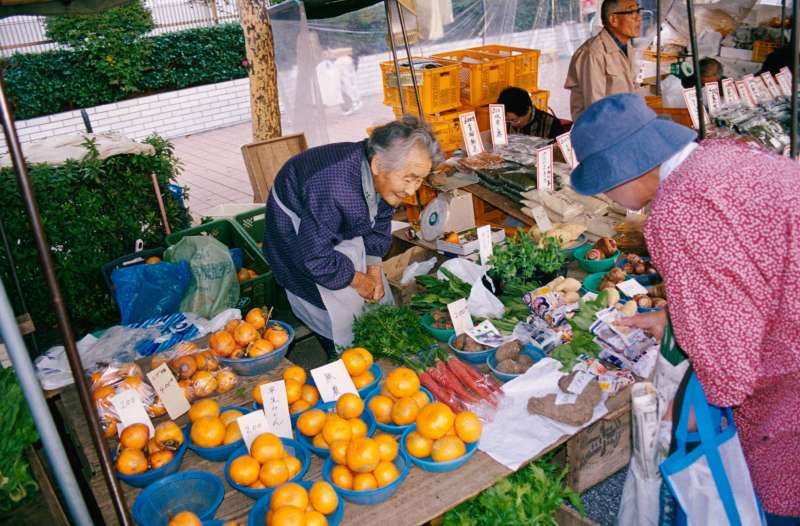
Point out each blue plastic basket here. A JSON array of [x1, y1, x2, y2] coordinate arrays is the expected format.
[[355, 363, 383, 398], [132, 471, 224, 526], [295, 401, 377, 458], [400, 424, 478, 473], [321, 451, 410, 505], [224, 439, 311, 500], [614, 255, 663, 286], [486, 344, 546, 382], [218, 320, 295, 376], [448, 333, 495, 364], [365, 387, 434, 434], [116, 432, 188, 488], [247, 480, 345, 526], [185, 405, 251, 461]]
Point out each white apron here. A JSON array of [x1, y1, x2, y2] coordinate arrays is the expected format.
[[272, 189, 394, 348]]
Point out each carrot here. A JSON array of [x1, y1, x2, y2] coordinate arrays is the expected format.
[[419, 372, 464, 412], [444, 359, 495, 401], [447, 357, 501, 398], [430, 361, 480, 404]]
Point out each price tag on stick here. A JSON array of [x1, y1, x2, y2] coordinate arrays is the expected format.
[[760, 72, 782, 98], [704, 82, 722, 115], [736, 80, 756, 108], [259, 381, 293, 439], [447, 298, 474, 336], [459, 111, 484, 157], [555, 132, 578, 168], [776, 69, 792, 97], [310, 360, 358, 403], [146, 363, 191, 420], [488, 104, 508, 146], [721, 78, 739, 105], [477, 225, 493, 266], [111, 390, 155, 436], [237, 410, 272, 451], [536, 145, 554, 191]]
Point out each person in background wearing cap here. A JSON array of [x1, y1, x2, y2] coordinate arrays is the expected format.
[[564, 0, 641, 120], [570, 93, 800, 524]]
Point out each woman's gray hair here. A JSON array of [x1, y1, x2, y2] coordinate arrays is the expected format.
[[367, 115, 444, 172]]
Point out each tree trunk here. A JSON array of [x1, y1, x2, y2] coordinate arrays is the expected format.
[[236, 0, 281, 141]]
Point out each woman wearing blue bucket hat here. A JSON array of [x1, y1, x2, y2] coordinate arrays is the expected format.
[[570, 93, 800, 523]]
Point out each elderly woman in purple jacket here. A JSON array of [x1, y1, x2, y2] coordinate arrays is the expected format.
[[264, 117, 443, 357]]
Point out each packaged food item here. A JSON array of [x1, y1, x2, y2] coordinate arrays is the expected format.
[[89, 361, 162, 437], [148, 342, 239, 402]]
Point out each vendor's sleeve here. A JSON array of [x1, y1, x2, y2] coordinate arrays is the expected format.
[[579, 52, 609, 110], [363, 200, 394, 265], [296, 190, 355, 290], [649, 201, 765, 408]]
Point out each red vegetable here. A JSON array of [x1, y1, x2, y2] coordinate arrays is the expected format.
[[419, 372, 464, 412], [447, 357, 502, 398], [444, 359, 495, 402], [430, 361, 479, 404]]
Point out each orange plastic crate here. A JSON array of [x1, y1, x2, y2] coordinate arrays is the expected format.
[[530, 89, 550, 112], [431, 50, 514, 107], [380, 58, 462, 115], [752, 40, 779, 63], [469, 45, 541, 92]]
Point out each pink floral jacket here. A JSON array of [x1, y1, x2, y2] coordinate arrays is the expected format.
[[646, 138, 800, 516]]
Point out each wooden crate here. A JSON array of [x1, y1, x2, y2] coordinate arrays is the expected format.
[[241, 134, 307, 203], [645, 95, 693, 129], [555, 504, 599, 526], [566, 404, 632, 493]]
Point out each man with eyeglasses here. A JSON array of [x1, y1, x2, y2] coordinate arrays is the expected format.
[[565, 0, 641, 120]]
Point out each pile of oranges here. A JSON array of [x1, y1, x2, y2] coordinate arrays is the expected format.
[[253, 366, 320, 416], [150, 342, 238, 402], [367, 367, 429, 427], [115, 421, 183, 476], [327, 433, 401, 492], [227, 432, 304, 490], [209, 308, 290, 360], [166, 511, 241, 526], [340, 348, 377, 390], [265, 481, 339, 526], [188, 399, 243, 449], [405, 403, 482, 463], [296, 393, 371, 452], [90, 362, 167, 438]]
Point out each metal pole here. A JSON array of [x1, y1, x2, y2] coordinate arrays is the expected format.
[[781, 0, 787, 46], [791, 0, 799, 158], [0, 218, 39, 354], [656, 0, 662, 95], [383, 0, 407, 114], [395, 0, 425, 119], [150, 173, 172, 235], [0, 77, 133, 525], [0, 280, 94, 526], [686, 0, 705, 139]]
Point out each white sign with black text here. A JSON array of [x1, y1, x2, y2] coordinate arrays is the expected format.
[[459, 111, 484, 157], [536, 145, 554, 191], [488, 104, 508, 146]]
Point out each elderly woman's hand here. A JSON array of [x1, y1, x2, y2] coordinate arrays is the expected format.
[[614, 310, 668, 341], [367, 265, 385, 302], [351, 271, 378, 300]]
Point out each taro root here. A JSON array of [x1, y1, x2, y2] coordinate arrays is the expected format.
[[626, 254, 642, 266], [463, 337, 486, 353], [495, 340, 522, 362], [635, 295, 653, 308], [607, 268, 627, 283], [585, 248, 603, 261], [652, 298, 668, 308], [516, 354, 534, 370], [497, 359, 520, 374], [594, 237, 618, 258], [599, 279, 615, 292], [453, 334, 468, 350]]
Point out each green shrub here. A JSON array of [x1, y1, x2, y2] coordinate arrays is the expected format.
[[0, 135, 190, 337], [3, 23, 247, 120]]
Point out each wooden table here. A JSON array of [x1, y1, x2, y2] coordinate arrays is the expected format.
[[58, 353, 628, 526], [462, 184, 534, 227]]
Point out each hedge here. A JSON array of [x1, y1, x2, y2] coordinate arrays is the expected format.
[[0, 135, 191, 338], [2, 23, 247, 120]]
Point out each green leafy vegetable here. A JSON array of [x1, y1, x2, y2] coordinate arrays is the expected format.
[[550, 291, 608, 371], [410, 268, 472, 313], [0, 368, 39, 512], [442, 455, 584, 526], [489, 234, 566, 290], [352, 305, 437, 370]]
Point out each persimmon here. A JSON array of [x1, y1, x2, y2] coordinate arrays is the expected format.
[[228, 454, 260, 486], [120, 423, 149, 450], [92, 385, 116, 409], [265, 324, 289, 348], [190, 416, 225, 448], [216, 369, 237, 394], [245, 307, 267, 330], [224, 319, 240, 334], [188, 398, 219, 422], [233, 321, 259, 347], [116, 448, 148, 476], [209, 330, 236, 357], [149, 450, 174, 469], [335, 393, 363, 419], [247, 338, 274, 358], [190, 370, 217, 398], [346, 437, 380, 473], [172, 355, 198, 380], [309, 481, 338, 515]]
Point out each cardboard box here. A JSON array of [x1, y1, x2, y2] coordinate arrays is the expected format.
[[384, 246, 438, 306], [435, 227, 506, 256]]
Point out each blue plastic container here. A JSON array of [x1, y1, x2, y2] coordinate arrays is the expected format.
[[400, 424, 478, 473], [356, 363, 383, 398], [322, 451, 410, 505], [185, 405, 251, 461], [364, 387, 434, 435], [247, 480, 345, 526], [574, 245, 620, 273], [218, 320, 295, 376], [448, 333, 495, 364], [614, 255, 662, 286], [295, 401, 377, 458], [116, 432, 188, 488], [132, 471, 224, 526], [224, 438, 311, 500], [486, 344, 546, 382]]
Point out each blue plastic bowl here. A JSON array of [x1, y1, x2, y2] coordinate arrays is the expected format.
[[218, 320, 295, 376], [184, 405, 251, 461], [574, 245, 620, 273], [614, 256, 662, 286], [448, 333, 495, 364], [561, 233, 588, 259], [247, 480, 345, 526], [322, 451, 410, 505], [400, 424, 478, 473], [132, 471, 224, 526], [295, 401, 377, 458], [580, 272, 607, 294], [420, 313, 456, 342], [116, 431, 188, 488], [364, 387, 434, 435], [224, 438, 311, 500], [486, 344, 546, 382], [356, 363, 383, 398]]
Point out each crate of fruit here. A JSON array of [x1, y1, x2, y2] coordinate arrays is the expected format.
[[431, 49, 514, 107], [381, 57, 462, 115], [469, 45, 541, 92]]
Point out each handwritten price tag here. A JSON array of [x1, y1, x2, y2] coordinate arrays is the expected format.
[[259, 381, 293, 439], [311, 360, 358, 403], [721, 78, 739, 105], [237, 410, 272, 451], [616, 279, 649, 298], [477, 225, 493, 266], [681, 88, 712, 129], [536, 145, 554, 191], [489, 104, 508, 146], [747, 76, 772, 103], [736, 80, 756, 108], [760, 72, 782, 98], [459, 111, 484, 157], [111, 390, 154, 436], [776, 69, 792, 97], [447, 298, 473, 336], [146, 363, 190, 420], [555, 132, 578, 169], [704, 82, 722, 115]]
